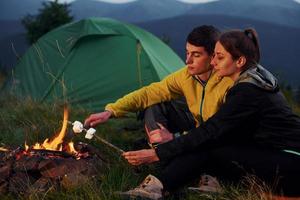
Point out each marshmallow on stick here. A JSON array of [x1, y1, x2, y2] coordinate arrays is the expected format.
[[72, 121, 84, 133], [68, 120, 124, 154]]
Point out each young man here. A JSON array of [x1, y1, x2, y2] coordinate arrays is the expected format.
[[84, 25, 233, 146]]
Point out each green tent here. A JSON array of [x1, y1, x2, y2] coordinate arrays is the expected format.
[[10, 18, 184, 110]]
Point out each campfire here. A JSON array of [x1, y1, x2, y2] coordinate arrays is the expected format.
[[22, 108, 83, 159], [0, 108, 107, 196]]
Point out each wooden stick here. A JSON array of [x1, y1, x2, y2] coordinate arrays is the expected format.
[[93, 135, 124, 154]]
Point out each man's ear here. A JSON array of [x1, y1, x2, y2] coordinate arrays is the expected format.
[[236, 56, 246, 68]]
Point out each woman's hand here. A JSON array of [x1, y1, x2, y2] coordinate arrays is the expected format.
[[146, 123, 174, 144], [123, 149, 159, 166], [84, 110, 112, 127]]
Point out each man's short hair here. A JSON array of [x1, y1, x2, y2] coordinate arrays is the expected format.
[[186, 25, 220, 55]]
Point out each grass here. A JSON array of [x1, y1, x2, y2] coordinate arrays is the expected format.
[[0, 95, 299, 200], [0, 95, 154, 200]]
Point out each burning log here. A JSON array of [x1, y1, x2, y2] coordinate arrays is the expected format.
[[14, 156, 42, 172], [39, 158, 90, 178], [0, 142, 107, 196], [28, 149, 73, 158]]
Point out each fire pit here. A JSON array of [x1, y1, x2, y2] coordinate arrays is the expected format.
[[0, 108, 108, 196]]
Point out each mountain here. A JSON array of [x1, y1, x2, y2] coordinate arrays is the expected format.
[[0, 0, 43, 20], [187, 0, 300, 28], [1, 0, 300, 27], [137, 14, 300, 86], [72, 0, 193, 22], [0, 0, 192, 22]]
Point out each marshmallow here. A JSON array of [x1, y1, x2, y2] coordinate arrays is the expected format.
[[85, 128, 96, 139], [72, 121, 83, 133]]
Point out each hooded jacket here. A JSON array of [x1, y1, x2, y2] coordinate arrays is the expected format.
[[105, 66, 233, 127], [156, 65, 300, 161]]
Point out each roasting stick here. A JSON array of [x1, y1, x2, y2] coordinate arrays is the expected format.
[[92, 134, 124, 154], [68, 120, 124, 154]]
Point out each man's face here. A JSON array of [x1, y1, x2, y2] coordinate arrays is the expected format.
[[185, 42, 212, 76]]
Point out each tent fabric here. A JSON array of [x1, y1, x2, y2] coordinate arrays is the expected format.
[[9, 18, 184, 110]]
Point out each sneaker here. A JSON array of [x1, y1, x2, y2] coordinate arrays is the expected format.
[[188, 174, 223, 194], [116, 174, 163, 200]]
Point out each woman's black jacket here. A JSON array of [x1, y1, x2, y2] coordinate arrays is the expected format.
[[156, 65, 300, 161]]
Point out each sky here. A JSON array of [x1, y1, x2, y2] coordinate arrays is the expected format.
[[51, 0, 220, 4], [51, 0, 300, 4]]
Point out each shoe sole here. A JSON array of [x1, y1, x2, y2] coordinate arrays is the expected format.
[[115, 191, 162, 200]]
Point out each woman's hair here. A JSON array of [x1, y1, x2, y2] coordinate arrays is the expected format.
[[219, 28, 260, 69]]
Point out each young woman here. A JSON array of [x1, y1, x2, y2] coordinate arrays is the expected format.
[[120, 28, 300, 199]]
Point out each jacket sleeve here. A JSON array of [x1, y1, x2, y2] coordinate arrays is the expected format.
[[156, 83, 260, 161], [105, 69, 184, 117]]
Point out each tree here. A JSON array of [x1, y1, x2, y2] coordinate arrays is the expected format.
[[21, 0, 73, 44], [295, 85, 300, 105], [0, 63, 7, 90]]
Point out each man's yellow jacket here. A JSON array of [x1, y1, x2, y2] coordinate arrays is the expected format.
[[105, 66, 233, 127]]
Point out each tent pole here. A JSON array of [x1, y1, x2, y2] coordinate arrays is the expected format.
[[136, 41, 142, 88]]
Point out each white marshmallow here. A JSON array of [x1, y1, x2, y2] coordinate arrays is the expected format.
[[72, 121, 83, 133], [85, 128, 96, 139]]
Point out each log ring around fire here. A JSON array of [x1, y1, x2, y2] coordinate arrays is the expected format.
[[0, 142, 108, 196]]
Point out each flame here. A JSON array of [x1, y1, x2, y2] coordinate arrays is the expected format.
[[25, 142, 29, 151], [67, 142, 77, 154], [25, 107, 78, 154], [0, 147, 8, 152]]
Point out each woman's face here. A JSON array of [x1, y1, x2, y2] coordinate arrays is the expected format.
[[211, 41, 242, 81]]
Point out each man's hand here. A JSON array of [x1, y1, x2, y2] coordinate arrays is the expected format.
[[123, 149, 159, 166], [146, 123, 174, 144], [84, 110, 112, 127]]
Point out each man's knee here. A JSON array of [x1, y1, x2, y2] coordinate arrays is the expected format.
[[144, 103, 169, 131]]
